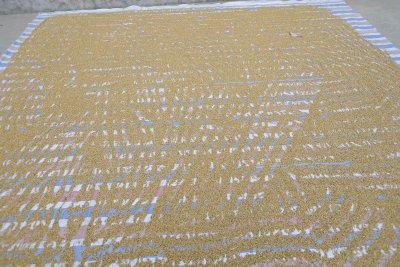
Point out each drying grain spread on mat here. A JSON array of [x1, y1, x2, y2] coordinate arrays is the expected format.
[[0, 5, 399, 266]]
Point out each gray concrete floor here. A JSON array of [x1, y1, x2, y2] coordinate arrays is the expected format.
[[347, 0, 400, 47], [0, 0, 399, 54], [0, 13, 37, 53]]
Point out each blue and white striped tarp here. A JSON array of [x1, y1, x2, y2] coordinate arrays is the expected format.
[[1, 1, 399, 72]]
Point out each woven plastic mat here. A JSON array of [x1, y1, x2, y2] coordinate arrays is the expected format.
[[0, 1, 399, 265]]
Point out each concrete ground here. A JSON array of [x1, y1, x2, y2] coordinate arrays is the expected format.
[[347, 0, 400, 47], [0, 0, 399, 54]]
